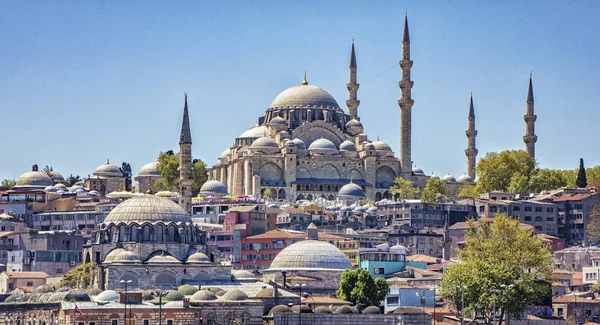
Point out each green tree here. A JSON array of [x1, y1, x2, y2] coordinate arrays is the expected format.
[[440, 215, 553, 325], [42, 165, 53, 177], [65, 174, 81, 187], [262, 188, 273, 199], [475, 150, 536, 194], [58, 262, 99, 289], [529, 169, 567, 193], [592, 280, 600, 293], [119, 162, 132, 191], [337, 268, 388, 307], [421, 177, 447, 203], [192, 159, 208, 194], [390, 177, 420, 200], [576, 158, 587, 188], [1, 179, 16, 187], [586, 205, 600, 244], [458, 184, 479, 198], [154, 151, 208, 194]]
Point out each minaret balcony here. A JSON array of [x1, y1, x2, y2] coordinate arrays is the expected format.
[[465, 130, 478, 137], [398, 80, 414, 88], [400, 60, 413, 69], [523, 135, 538, 143], [524, 115, 537, 123]]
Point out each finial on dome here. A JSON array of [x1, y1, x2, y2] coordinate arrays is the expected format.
[[302, 70, 308, 85], [107, 158, 109, 164]]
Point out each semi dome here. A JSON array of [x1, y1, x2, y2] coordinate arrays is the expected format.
[[308, 138, 337, 151], [442, 174, 457, 183], [339, 140, 356, 151], [372, 140, 392, 151], [199, 180, 228, 195], [239, 125, 269, 139], [292, 138, 307, 150], [220, 148, 231, 158], [186, 252, 211, 264], [138, 161, 160, 177], [268, 240, 352, 271], [338, 182, 366, 199], [94, 162, 123, 177], [251, 136, 279, 148], [270, 84, 339, 109], [457, 174, 473, 183], [146, 252, 181, 264], [16, 165, 54, 188], [103, 248, 141, 263], [103, 195, 191, 225]]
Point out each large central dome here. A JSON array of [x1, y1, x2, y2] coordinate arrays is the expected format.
[[268, 240, 352, 271], [103, 195, 192, 225], [270, 84, 339, 109]]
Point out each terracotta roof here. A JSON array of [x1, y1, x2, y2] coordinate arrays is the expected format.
[[553, 295, 600, 303], [244, 229, 342, 241], [553, 269, 573, 275], [281, 206, 310, 215], [266, 207, 284, 214], [552, 194, 593, 202], [0, 231, 19, 238], [407, 254, 439, 264], [427, 261, 454, 271], [301, 296, 350, 305], [3, 271, 49, 279], [572, 271, 583, 285]]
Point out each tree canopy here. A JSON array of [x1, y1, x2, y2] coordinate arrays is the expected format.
[[421, 177, 447, 203], [337, 268, 388, 307], [576, 158, 587, 188], [65, 174, 81, 187], [153, 151, 208, 194], [440, 215, 553, 325], [57, 262, 99, 289], [1, 179, 16, 187], [586, 205, 600, 244], [475, 150, 536, 194], [390, 177, 420, 201], [119, 162, 132, 191]]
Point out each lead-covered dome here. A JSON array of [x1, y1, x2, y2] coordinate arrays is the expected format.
[[251, 136, 279, 149], [308, 138, 337, 151], [199, 180, 228, 195], [270, 83, 339, 109], [104, 248, 141, 263], [186, 252, 211, 264], [94, 163, 123, 177], [339, 140, 357, 151], [138, 161, 160, 177], [48, 170, 65, 182], [103, 195, 191, 225], [372, 140, 392, 151], [457, 174, 473, 183], [268, 240, 352, 271], [338, 182, 366, 199], [16, 165, 54, 188], [239, 125, 269, 139]]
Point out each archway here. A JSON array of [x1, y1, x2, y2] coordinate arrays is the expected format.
[[119, 272, 140, 289], [376, 166, 396, 187], [375, 192, 382, 202], [155, 272, 177, 288], [277, 189, 286, 200]]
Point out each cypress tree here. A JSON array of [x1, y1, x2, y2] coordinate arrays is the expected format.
[[576, 158, 587, 188]]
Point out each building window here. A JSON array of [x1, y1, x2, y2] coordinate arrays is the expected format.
[[89, 323, 96, 325], [387, 296, 399, 305], [26, 282, 33, 287], [558, 308, 563, 317], [167, 321, 173, 325], [535, 207, 542, 212], [547, 208, 554, 213], [112, 321, 118, 325], [512, 206, 520, 211], [524, 216, 532, 221], [143, 321, 149, 325], [374, 267, 385, 275], [525, 207, 532, 212]]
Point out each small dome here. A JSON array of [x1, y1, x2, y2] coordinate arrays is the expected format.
[[220, 148, 231, 159], [94, 163, 123, 178], [239, 125, 269, 139], [103, 195, 191, 225], [16, 165, 54, 188], [457, 174, 473, 183], [308, 138, 337, 151], [191, 290, 217, 302], [412, 167, 425, 175], [222, 289, 249, 301], [215, 290, 227, 297], [430, 174, 440, 180], [54, 183, 67, 189], [339, 140, 356, 151], [35, 284, 56, 293], [269, 116, 287, 125], [44, 186, 56, 192], [345, 119, 363, 128], [256, 287, 281, 298], [178, 284, 199, 295], [292, 305, 313, 313], [367, 206, 377, 213], [338, 182, 366, 199], [199, 180, 228, 195], [146, 252, 181, 264], [47, 292, 68, 302], [270, 84, 339, 109], [393, 307, 424, 315], [164, 290, 184, 301], [232, 270, 256, 280], [362, 306, 381, 314], [372, 140, 392, 151], [334, 306, 354, 314], [269, 305, 292, 315], [95, 290, 119, 302], [292, 138, 307, 150], [138, 161, 160, 177], [251, 136, 279, 148], [315, 306, 332, 314], [49, 170, 65, 182], [268, 240, 352, 271], [64, 290, 92, 302], [442, 174, 457, 183], [364, 143, 375, 150], [186, 252, 211, 264], [390, 244, 410, 255], [104, 248, 140, 263], [285, 139, 296, 147]]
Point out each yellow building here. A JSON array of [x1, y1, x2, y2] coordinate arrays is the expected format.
[[337, 239, 359, 267]]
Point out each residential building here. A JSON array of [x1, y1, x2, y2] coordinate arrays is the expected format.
[[27, 202, 116, 231], [553, 193, 600, 245], [336, 239, 359, 266], [375, 201, 475, 229], [358, 243, 426, 278], [552, 295, 600, 324], [0, 271, 48, 293], [275, 206, 312, 230], [475, 198, 559, 236], [553, 246, 600, 271], [582, 256, 600, 284], [384, 284, 434, 313]]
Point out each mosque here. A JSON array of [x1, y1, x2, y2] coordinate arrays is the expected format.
[[206, 15, 538, 202]]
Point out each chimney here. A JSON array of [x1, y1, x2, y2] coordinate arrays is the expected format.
[[32, 164, 38, 172]]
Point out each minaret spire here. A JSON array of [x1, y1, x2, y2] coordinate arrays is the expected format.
[[346, 39, 360, 119], [465, 93, 478, 179], [523, 72, 537, 159], [398, 12, 414, 176], [179, 93, 193, 213]]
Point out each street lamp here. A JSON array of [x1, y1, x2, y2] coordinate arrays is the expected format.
[[120, 280, 132, 325], [489, 289, 502, 325], [416, 292, 425, 325], [294, 284, 307, 325], [429, 286, 437, 325], [156, 290, 168, 325], [457, 285, 467, 325], [500, 284, 515, 325]]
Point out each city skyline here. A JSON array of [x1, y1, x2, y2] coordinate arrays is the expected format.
[[1, 1, 599, 182]]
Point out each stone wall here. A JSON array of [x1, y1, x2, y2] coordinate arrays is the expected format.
[[105, 264, 232, 290], [272, 312, 431, 325]]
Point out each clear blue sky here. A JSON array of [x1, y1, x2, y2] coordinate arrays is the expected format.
[[1, 1, 599, 182]]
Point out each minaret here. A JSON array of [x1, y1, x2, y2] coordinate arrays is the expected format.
[[465, 93, 478, 179], [523, 72, 537, 158], [398, 13, 414, 176], [346, 39, 360, 119], [179, 93, 193, 213]]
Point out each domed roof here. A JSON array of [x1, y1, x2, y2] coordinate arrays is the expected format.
[[372, 140, 392, 151], [256, 287, 281, 298], [104, 248, 141, 263], [95, 290, 119, 302], [334, 306, 354, 314], [54, 183, 67, 189], [48, 170, 65, 182], [186, 252, 211, 264], [268, 240, 352, 271], [251, 136, 279, 148], [270, 84, 339, 109], [367, 206, 377, 213], [345, 118, 363, 128], [292, 305, 313, 313], [232, 270, 256, 280], [220, 148, 231, 158], [269, 305, 292, 315], [364, 143, 375, 150], [199, 180, 228, 195], [308, 138, 337, 151], [339, 140, 356, 151], [103, 195, 191, 225], [390, 244, 410, 255], [222, 289, 249, 301], [16, 165, 54, 188], [412, 167, 425, 175], [457, 174, 473, 183], [315, 306, 332, 314], [292, 138, 307, 150], [363, 306, 381, 314], [94, 162, 123, 177], [442, 174, 457, 183], [430, 173, 440, 180], [64, 290, 92, 302], [269, 116, 287, 125], [191, 290, 218, 302], [44, 186, 56, 192], [338, 182, 366, 199], [138, 161, 160, 177], [239, 125, 269, 139], [146, 252, 181, 264]]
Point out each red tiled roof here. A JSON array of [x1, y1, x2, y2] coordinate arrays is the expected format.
[[553, 295, 600, 303], [3, 271, 49, 279], [553, 194, 593, 202], [407, 254, 439, 264], [244, 229, 342, 241]]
